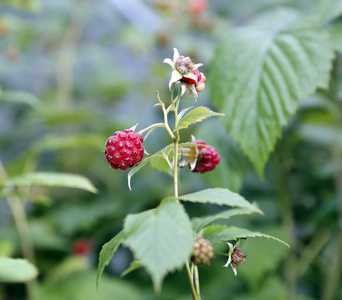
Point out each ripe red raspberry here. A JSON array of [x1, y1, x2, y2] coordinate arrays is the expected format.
[[192, 140, 220, 173], [182, 69, 202, 85], [105, 129, 144, 170], [191, 237, 214, 266]]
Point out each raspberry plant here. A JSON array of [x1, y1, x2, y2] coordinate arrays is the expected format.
[[97, 48, 288, 298]]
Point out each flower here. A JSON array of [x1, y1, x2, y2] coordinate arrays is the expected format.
[[163, 48, 204, 101], [223, 241, 246, 276]]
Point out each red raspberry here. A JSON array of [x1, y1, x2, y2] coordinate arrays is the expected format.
[[105, 129, 144, 170], [182, 69, 202, 85], [192, 140, 220, 173], [191, 237, 214, 266], [72, 239, 93, 256]]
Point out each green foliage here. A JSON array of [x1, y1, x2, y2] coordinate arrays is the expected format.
[[175, 106, 224, 131], [4, 172, 98, 193], [96, 231, 125, 289], [123, 198, 193, 291], [36, 271, 143, 300], [0, 258, 38, 283], [192, 208, 261, 232], [179, 188, 262, 213], [203, 224, 289, 247], [210, 8, 334, 175]]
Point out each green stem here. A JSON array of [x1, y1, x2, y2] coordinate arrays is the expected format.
[[169, 84, 199, 299], [194, 265, 201, 300], [185, 261, 198, 300]]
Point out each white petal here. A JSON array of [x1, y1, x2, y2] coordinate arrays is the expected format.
[[183, 72, 198, 82], [223, 255, 231, 268], [163, 58, 174, 67], [180, 82, 187, 96], [173, 48, 180, 61], [231, 265, 238, 276], [169, 70, 183, 90], [193, 63, 203, 69], [188, 85, 198, 102]]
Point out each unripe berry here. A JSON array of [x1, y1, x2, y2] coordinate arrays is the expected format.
[[191, 140, 220, 173], [105, 129, 145, 170], [191, 237, 214, 266], [182, 69, 202, 85]]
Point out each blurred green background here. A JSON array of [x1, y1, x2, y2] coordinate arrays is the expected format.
[[0, 0, 341, 299]]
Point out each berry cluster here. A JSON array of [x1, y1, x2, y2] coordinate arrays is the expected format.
[[191, 237, 214, 266], [192, 140, 220, 173], [105, 129, 144, 170]]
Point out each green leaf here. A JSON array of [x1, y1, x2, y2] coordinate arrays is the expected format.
[[0, 90, 40, 107], [329, 20, 342, 52], [123, 198, 193, 292], [128, 142, 200, 189], [178, 188, 262, 213], [210, 8, 334, 176], [203, 224, 289, 247], [0, 258, 38, 282], [308, 0, 342, 24], [5, 172, 98, 193], [175, 106, 224, 131], [97, 231, 125, 289], [192, 208, 261, 232], [121, 261, 143, 277], [128, 144, 173, 190]]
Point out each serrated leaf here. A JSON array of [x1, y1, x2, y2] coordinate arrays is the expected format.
[[175, 106, 224, 131], [5, 172, 98, 193], [97, 231, 125, 289], [178, 188, 262, 213], [203, 224, 289, 247], [123, 198, 193, 292], [121, 261, 143, 277], [210, 8, 334, 176], [192, 208, 261, 232], [0, 258, 38, 282]]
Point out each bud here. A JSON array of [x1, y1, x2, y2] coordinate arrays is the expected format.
[[191, 237, 214, 266]]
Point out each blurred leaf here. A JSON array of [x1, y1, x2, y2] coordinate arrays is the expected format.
[[97, 231, 125, 289], [0, 90, 40, 107], [237, 226, 290, 289], [192, 208, 262, 232], [5, 172, 98, 193], [47, 256, 90, 284], [203, 224, 289, 247], [31, 135, 104, 154], [123, 198, 193, 291], [308, 0, 342, 24], [178, 188, 263, 213], [175, 106, 224, 131], [37, 271, 143, 300], [236, 277, 287, 300], [0, 240, 16, 257], [0, 258, 38, 282], [329, 20, 342, 52], [0, 189, 52, 205], [121, 261, 143, 277], [299, 123, 342, 146], [210, 8, 334, 175]]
